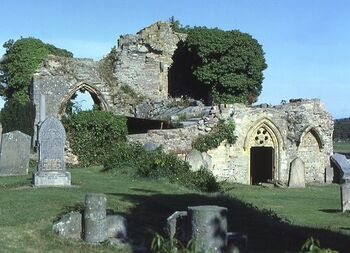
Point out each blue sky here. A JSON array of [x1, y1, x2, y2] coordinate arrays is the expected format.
[[0, 0, 349, 118]]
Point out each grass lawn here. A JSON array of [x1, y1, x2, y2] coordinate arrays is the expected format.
[[334, 142, 350, 153], [0, 166, 350, 253]]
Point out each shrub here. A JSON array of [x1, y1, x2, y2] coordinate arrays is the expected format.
[[188, 168, 221, 192], [0, 99, 35, 136], [103, 144, 220, 192], [192, 119, 236, 152], [63, 110, 127, 167]]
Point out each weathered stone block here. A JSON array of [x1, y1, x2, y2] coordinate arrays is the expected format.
[[107, 215, 127, 239], [84, 193, 107, 243], [166, 211, 189, 244], [0, 131, 31, 176], [188, 205, 228, 253], [288, 157, 305, 188], [52, 211, 82, 240], [341, 184, 350, 212]]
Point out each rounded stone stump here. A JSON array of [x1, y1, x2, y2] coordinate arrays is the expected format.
[[188, 205, 228, 253], [84, 193, 107, 243]]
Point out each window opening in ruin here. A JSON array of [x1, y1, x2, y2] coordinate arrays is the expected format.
[[64, 89, 100, 115], [250, 147, 274, 185]]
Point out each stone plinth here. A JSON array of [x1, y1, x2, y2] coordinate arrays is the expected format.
[[84, 193, 107, 243], [188, 205, 228, 253]]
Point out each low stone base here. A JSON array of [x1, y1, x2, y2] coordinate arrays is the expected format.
[[33, 171, 71, 187]]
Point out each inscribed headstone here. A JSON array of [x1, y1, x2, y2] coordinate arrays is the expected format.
[[33, 117, 71, 186]]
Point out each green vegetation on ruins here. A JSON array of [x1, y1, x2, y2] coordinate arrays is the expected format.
[[192, 120, 237, 152], [170, 18, 267, 104], [0, 38, 73, 135], [0, 165, 347, 252]]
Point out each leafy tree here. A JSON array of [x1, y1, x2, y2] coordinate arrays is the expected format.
[[169, 23, 267, 104], [0, 37, 72, 134], [0, 37, 72, 102]]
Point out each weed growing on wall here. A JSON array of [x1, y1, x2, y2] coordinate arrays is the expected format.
[[192, 120, 236, 152], [63, 110, 127, 166]]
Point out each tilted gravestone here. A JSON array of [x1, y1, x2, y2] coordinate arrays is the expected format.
[[0, 131, 31, 176], [288, 157, 306, 188], [33, 117, 71, 186], [331, 153, 350, 182]]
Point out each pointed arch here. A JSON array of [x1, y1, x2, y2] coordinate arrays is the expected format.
[[58, 82, 109, 118], [299, 126, 324, 150], [244, 118, 285, 151]]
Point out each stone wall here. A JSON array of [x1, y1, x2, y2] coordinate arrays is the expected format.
[[31, 21, 186, 129], [129, 99, 334, 185], [113, 21, 186, 101]]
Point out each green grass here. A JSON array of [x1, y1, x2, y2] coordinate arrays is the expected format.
[[334, 142, 350, 153], [0, 166, 349, 252]]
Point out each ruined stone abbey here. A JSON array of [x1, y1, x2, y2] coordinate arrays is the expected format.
[[30, 21, 334, 185]]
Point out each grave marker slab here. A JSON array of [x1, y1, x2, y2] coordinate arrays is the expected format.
[[33, 117, 71, 186], [288, 157, 306, 188], [0, 131, 31, 176]]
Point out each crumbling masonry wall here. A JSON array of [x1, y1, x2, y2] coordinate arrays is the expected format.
[[129, 99, 334, 185], [31, 21, 185, 128]]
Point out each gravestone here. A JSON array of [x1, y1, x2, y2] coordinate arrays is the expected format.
[[188, 205, 228, 253], [186, 149, 205, 172], [288, 157, 305, 188], [84, 193, 107, 243], [33, 117, 71, 186], [325, 166, 334, 184], [52, 211, 82, 239], [331, 153, 350, 182], [107, 215, 127, 240], [341, 184, 350, 212], [0, 131, 31, 176]]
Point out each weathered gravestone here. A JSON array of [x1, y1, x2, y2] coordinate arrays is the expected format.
[[331, 153, 350, 182], [341, 184, 350, 212], [186, 149, 205, 172], [84, 193, 108, 243], [33, 117, 71, 186], [0, 131, 31, 176], [52, 211, 82, 239], [288, 157, 305, 188]]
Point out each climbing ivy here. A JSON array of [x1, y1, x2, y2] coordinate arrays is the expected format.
[[192, 120, 236, 152]]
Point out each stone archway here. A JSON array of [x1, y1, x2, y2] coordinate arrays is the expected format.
[[244, 119, 284, 185], [298, 128, 324, 182], [58, 83, 109, 118]]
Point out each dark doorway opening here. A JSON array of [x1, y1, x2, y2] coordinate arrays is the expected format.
[[250, 147, 274, 185]]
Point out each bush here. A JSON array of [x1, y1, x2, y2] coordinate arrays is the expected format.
[[63, 110, 127, 167], [0, 99, 35, 136], [192, 120, 236, 152], [103, 144, 220, 192]]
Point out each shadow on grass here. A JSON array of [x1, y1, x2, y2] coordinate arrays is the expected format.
[[106, 192, 350, 253], [319, 209, 342, 213]]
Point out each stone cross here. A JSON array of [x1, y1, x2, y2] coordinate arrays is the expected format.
[[33, 117, 71, 186], [39, 93, 46, 123]]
